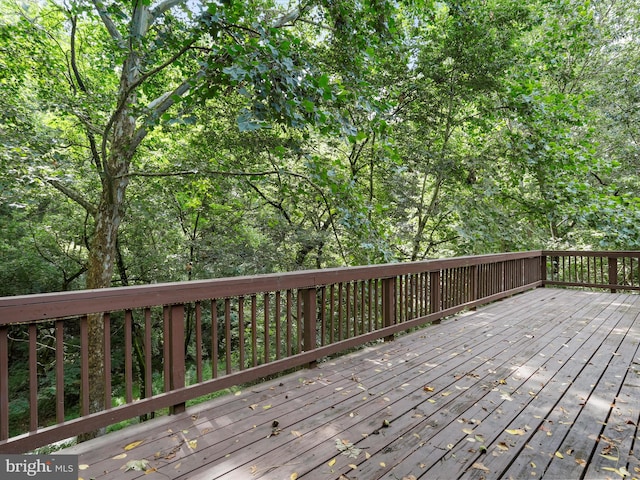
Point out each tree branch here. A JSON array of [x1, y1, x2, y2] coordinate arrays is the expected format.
[[90, 0, 126, 49], [46, 178, 98, 215], [150, 0, 187, 26]]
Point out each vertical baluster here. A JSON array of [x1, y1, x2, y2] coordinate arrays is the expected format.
[[55, 319, 64, 424], [252, 296, 258, 366], [264, 293, 271, 363], [286, 291, 292, 357], [124, 310, 133, 404], [382, 277, 396, 342], [338, 283, 344, 341], [211, 299, 218, 378], [329, 285, 335, 344], [238, 297, 245, 369], [163, 307, 170, 391], [275, 292, 281, 358], [29, 323, 38, 431], [353, 281, 358, 337], [195, 302, 203, 382], [320, 287, 326, 346], [144, 309, 152, 400], [367, 280, 373, 332], [346, 282, 351, 338], [296, 292, 302, 353], [104, 313, 112, 409], [225, 299, 232, 374]]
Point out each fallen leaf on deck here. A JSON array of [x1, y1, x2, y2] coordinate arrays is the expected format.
[[144, 467, 157, 474], [112, 453, 127, 460], [505, 429, 526, 435], [124, 440, 144, 451], [602, 466, 630, 477], [263, 404, 272, 409], [249, 404, 258, 410], [576, 458, 587, 467], [441, 391, 452, 396], [555, 451, 564, 459], [531, 462, 536, 468], [78, 464, 89, 470], [463, 428, 474, 434], [336, 439, 361, 458], [497, 442, 509, 451], [124, 459, 150, 472], [188, 440, 197, 450], [380, 462, 386, 467], [349, 464, 357, 469], [250, 465, 258, 474], [291, 430, 302, 437], [290, 473, 298, 480], [328, 458, 336, 467], [472, 462, 490, 472], [600, 454, 619, 461], [402, 476, 417, 480], [423, 386, 434, 392]]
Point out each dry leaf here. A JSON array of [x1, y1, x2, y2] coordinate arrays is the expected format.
[[349, 464, 358, 469], [291, 430, 302, 437], [441, 391, 452, 396], [188, 440, 197, 450], [402, 476, 418, 480], [263, 404, 272, 410], [472, 462, 490, 472], [463, 428, 474, 434], [505, 428, 526, 435], [328, 458, 336, 467], [290, 473, 298, 480], [576, 458, 587, 467], [497, 442, 509, 451], [78, 464, 89, 470], [250, 465, 258, 475], [112, 453, 127, 460], [124, 440, 144, 451], [555, 451, 564, 459], [423, 386, 434, 392], [380, 462, 386, 467], [124, 459, 150, 472], [145, 467, 157, 474]]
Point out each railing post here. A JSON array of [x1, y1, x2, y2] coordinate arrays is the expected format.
[[169, 304, 186, 414], [429, 271, 441, 323], [382, 277, 396, 342], [302, 288, 317, 368], [608, 257, 618, 293], [540, 254, 547, 286]]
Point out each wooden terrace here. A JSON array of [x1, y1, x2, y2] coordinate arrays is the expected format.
[[65, 288, 640, 479], [1, 251, 640, 479]]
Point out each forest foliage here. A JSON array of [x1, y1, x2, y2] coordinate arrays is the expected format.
[[1, 0, 639, 297]]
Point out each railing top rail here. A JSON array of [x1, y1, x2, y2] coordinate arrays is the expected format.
[[542, 250, 640, 257], [0, 251, 542, 324]]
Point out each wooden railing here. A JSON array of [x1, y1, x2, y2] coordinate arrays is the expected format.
[[0, 250, 634, 453], [542, 251, 640, 292]]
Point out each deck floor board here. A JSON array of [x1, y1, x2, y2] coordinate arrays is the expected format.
[[63, 288, 640, 480]]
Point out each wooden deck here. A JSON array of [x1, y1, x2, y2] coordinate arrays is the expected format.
[[64, 288, 640, 480]]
